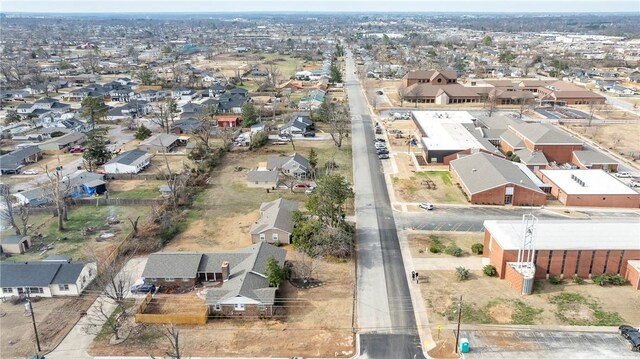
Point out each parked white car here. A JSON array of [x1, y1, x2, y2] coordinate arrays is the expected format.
[[629, 181, 640, 188], [22, 169, 39, 175], [615, 172, 632, 178], [419, 202, 434, 210]]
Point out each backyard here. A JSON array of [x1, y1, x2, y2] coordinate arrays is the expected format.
[[392, 170, 468, 205], [165, 138, 352, 252], [0, 205, 151, 262]]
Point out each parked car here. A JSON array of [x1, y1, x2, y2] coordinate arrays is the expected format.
[[619, 325, 639, 339], [616, 172, 632, 178], [376, 149, 389, 155], [627, 331, 640, 351], [303, 131, 316, 137], [378, 153, 389, 159], [22, 169, 39, 175], [305, 186, 315, 195], [419, 202, 434, 210], [376, 90, 383, 95], [374, 142, 386, 148], [69, 146, 85, 153], [629, 181, 640, 188], [130, 283, 156, 294], [376, 138, 386, 143], [294, 183, 310, 188]]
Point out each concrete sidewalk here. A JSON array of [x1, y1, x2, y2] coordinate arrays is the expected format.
[[47, 257, 148, 359]]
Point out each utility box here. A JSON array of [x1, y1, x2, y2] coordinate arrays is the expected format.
[[460, 338, 469, 353]]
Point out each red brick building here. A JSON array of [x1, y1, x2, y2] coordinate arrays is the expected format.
[[483, 220, 640, 293], [538, 169, 640, 208], [500, 123, 583, 164], [571, 150, 619, 172], [449, 153, 547, 206]]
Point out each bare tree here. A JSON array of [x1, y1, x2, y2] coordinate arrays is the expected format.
[[515, 92, 533, 119], [327, 103, 350, 149], [152, 98, 178, 134], [217, 125, 237, 149], [292, 248, 323, 283], [127, 216, 140, 238], [152, 324, 184, 359], [279, 167, 297, 193], [398, 84, 407, 107], [588, 101, 601, 127], [44, 165, 72, 231], [84, 298, 126, 341], [0, 184, 22, 235], [487, 89, 499, 117]]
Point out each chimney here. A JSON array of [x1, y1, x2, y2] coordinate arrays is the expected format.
[[221, 261, 230, 282]]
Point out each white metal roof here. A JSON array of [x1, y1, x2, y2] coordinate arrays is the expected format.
[[484, 219, 640, 251], [412, 111, 488, 151], [539, 169, 638, 195]]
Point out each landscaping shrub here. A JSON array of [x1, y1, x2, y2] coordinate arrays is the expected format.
[[482, 264, 497, 277], [608, 274, 626, 285], [548, 275, 563, 285], [571, 274, 585, 284], [592, 274, 610, 286], [471, 243, 484, 255], [455, 266, 470, 281], [444, 244, 463, 257], [429, 238, 444, 253]]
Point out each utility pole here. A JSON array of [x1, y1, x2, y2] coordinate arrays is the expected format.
[[454, 295, 462, 354], [26, 292, 42, 354]]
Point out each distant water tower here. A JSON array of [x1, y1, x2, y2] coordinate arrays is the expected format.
[[514, 214, 537, 295]]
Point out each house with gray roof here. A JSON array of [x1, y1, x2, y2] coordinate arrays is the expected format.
[[104, 149, 151, 174], [246, 170, 279, 189], [0, 261, 97, 298], [250, 198, 299, 244], [0, 146, 43, 175], [138, 133, 181, 154], [141, 242, 286, 318], [450, 152, 546, 206], [571, 150, 619, 172], [266, 153, 310, 179]]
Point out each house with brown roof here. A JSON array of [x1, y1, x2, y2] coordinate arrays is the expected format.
[[537, 81, 605, 106]]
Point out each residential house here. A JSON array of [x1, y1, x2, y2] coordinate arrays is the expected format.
[[105, 100, 151, 121], [65, 171, 107, 198], [449, 152, 547, 206], [0, 146, 43, 175], [266, 153, 310, 179], [38, 132, 86, 152], [0, 261, 97, 298], [279, 113, 314, 137], [216, 116, 241, 128], [138, 133, 181, 154], [246, 170, 279, 189], [141, 242, 286, 317], [103, 149, 151, 174], [250, 198, 299, 244]]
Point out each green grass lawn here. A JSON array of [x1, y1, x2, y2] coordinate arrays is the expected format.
[[109, 180, 165, 200], [418, 171, 452, 185]]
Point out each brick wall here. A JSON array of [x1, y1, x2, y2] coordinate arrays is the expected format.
[[625, 265, 640, 290], [563, 194, 640, 209], [530, 144, 582, 164], [504, 264, 525, 293]]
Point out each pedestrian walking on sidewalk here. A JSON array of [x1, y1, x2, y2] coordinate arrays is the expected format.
[[415, 272, 419, 284], [411, 271, 416, 281]]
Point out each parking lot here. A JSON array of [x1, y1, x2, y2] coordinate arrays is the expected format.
[[460, 330, 637, 359]]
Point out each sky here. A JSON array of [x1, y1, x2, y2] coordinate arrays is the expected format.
[[1, 0, 639, 14]]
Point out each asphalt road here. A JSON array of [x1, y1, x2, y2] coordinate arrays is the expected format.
[[346, 50, 425, 358]]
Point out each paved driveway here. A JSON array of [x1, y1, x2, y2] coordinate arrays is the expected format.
[[460, 330, 636, 359], [48, 257, 148, 359]]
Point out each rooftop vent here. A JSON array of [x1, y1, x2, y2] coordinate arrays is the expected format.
[[570, 174, 586, 187]]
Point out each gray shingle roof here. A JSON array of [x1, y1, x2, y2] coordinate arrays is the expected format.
[[106, 149, 149, 166], [0, 261, 87, 287], [266, 153, 309, 172], [514, 149, 548, 165], [572, 150, 617, 166], [250, 198, 299, 235], [247, 170, 279, 183], [140, 133, 179, 148], [500, 130, 525, 149], [450, 152, 544, 195], [142, 253, 203, 279], [509, 123, 582, 145]]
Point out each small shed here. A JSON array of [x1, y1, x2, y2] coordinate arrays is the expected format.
[[1, 235, 32, 254]]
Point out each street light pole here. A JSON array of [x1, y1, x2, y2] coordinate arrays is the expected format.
[[454, 295, 462, 353]]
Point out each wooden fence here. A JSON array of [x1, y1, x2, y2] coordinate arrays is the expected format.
[[134, 293, 208, 325]]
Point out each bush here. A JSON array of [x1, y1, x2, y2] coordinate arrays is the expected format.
[[9, 296, 26, 305], [429, 238, 444, 254], [608, 274, 626, 285], [444, 244, 463, 257], [548, 275, 563, 285], [571, 274, 585, 284], [482, 264, 497, 277], [592, 274, 609, 286], [134, 124, 152, 140], [456, 266, 470, 281], [505, 151, 513, 157], [471, 243, 484, 255]]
